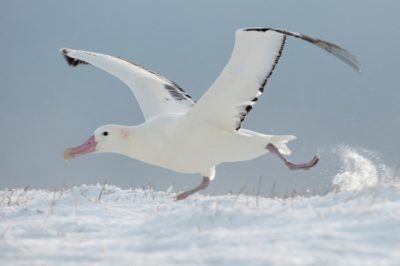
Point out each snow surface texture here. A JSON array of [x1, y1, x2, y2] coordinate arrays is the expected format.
[[1, 146, 399, 266]]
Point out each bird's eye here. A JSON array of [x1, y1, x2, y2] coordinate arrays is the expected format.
[[102, 131, 109, 136]]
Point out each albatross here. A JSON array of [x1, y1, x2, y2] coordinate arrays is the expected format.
[[62, 27, 360, 200]]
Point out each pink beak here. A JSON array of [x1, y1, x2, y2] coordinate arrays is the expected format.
[[64, 135, 96, 161]]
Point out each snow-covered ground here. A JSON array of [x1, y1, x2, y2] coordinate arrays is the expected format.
[[1, 147, 399, 266]]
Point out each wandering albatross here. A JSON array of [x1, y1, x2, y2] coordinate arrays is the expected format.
[[62, 28, 360, 200]]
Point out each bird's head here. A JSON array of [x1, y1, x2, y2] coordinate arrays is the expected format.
[[64, 125, 131, 160]]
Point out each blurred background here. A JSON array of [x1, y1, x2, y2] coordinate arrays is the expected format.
[[0, 0, 399, 196]]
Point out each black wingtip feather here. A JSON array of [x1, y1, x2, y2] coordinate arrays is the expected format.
[[60, 48, 89, 67], [244, 28, 271, 32], [243, 28, 361, 72]]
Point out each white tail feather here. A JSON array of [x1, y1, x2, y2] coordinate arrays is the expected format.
[[270, 135, 296, 155]]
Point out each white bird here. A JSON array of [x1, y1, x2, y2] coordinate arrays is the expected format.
[[62, 27, 360, 200]]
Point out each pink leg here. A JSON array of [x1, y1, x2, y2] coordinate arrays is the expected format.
[[266, 143, 319, 170], [176, 177, 210, 200]]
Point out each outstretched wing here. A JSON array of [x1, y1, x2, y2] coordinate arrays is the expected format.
[[189, 28, 360, 131], [61, 48, 195, 121]]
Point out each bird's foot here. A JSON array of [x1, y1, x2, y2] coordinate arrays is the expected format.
[[175, 177, 210, 201], [285, 155, 319, 170], [176, 191, 191, 201], [266, 143, 319, 171]]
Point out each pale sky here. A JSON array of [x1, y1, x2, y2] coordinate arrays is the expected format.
[[1, 1, 399, 196]]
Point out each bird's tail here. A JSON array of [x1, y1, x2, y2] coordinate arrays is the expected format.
[[269, 135, 296, 156]]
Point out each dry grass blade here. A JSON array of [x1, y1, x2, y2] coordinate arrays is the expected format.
[[98, 180, 108, 202], [256, 176, 262, 207]]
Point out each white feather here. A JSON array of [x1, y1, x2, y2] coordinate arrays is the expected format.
[[61, 48, 194, 121]]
